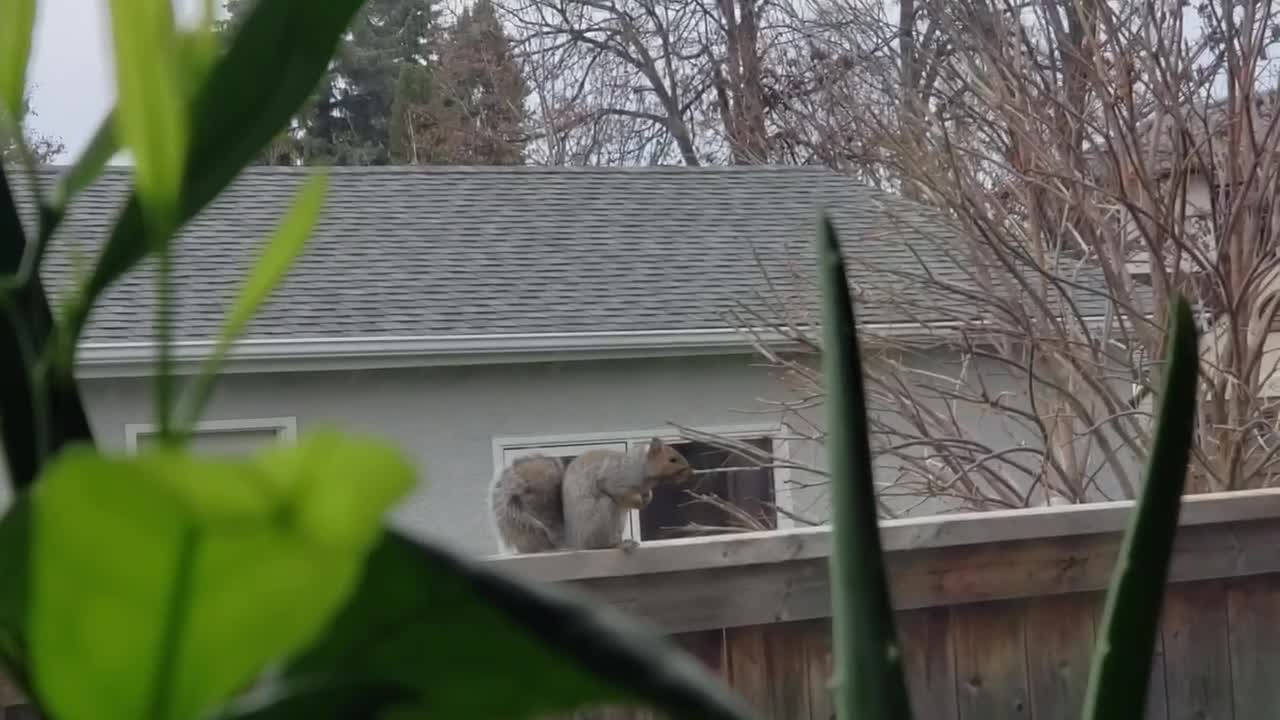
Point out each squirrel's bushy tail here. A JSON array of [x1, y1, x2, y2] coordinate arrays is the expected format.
[[487, 453, 567, 554]]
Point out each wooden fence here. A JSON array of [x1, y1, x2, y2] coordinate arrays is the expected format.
[[488, 487, 1280, 720], [5, 489, 1280, 719]]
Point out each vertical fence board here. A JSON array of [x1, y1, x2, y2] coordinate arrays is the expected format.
[[897, 606, 959, 720], [762, 622, 814, 720], [1024, 593, 1096, 720], [1161, 582, 1232, 720], [566, 630, 723, 720], [726, 624, 772, 717], [799, 619, 835, 720], [674, 629, 727, 679], [952, 600, 1030, 720], [1227, 575, 1280, 720]]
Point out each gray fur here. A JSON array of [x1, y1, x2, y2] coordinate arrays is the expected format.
[[561, 446, 655, 551], [488, 454, 566, 554]]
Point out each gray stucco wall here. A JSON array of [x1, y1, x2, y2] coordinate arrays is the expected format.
[[0, 344, 1143, 553], [64, 353, 800, 556], [779, 345, 1143, 524]]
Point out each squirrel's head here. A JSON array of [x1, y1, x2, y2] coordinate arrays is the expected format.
[[643, 437, 694, 484]]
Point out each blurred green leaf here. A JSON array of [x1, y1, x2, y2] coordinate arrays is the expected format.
[[1082, 297, 1198, 720], [58, 0, 367, 365], [0, 493, 33, 699], [105, 0, 187, 237], [181, 174, 328, 428], [0, 164, 94, 493], [50, 113, 119, 209], [178, 8, 223, 88], [0, 0, 36, 120], [816, 215, 912, 720], [218, 530, 753, 720], [28, 431, 415, 720]]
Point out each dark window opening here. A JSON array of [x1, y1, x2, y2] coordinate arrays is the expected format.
[[639, 438, 777, 540]]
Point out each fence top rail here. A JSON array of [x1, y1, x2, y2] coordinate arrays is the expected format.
[[482, 487, 1280, 583]]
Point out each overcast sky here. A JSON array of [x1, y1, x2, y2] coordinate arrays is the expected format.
[[26, 0, 206, 162]]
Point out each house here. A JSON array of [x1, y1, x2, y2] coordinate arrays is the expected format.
[[3, 164, 1124, 555]]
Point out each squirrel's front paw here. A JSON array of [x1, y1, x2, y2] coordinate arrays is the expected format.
[[619, 538, 640, 554]]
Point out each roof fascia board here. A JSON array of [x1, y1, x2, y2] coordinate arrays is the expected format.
[[72, 317, 1123, 379]]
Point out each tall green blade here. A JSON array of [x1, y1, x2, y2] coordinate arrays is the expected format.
[[0, 0, 36, 122], [50, 113, 119, 208], [106, 0, 187, 237], [0, 164, 94, 493], [817, 215, 913, 720], [1082, 297, 1198, 720], [180, 174, 328, 428]]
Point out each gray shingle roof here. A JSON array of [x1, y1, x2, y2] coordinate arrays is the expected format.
[[11, 165, 1120, 345]]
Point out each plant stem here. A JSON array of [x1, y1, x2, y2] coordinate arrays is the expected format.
[[148, 526, 197, 720], [154, 223, 174, 442]]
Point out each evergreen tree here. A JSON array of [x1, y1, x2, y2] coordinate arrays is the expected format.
[[1, 94, 65, 165], [395, 0, 529, 164], [220, 0, 440, 165], [388, 65, 435, 163]]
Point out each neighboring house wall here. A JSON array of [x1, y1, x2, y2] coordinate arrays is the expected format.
[[0, 344, 1140, 546], [782, 345, 1143, 524], [67, 353, 804, 556]]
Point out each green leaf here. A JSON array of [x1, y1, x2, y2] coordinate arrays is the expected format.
[[816, 215, 912, 720], [177, 10, 223, 90], [57, 0, 367, 366], [0, 0, 36, 121], [50, 113, 119, 209], [0, 164, 94, 493], [28, 431, 415, 720], [0, 494, 33, 699], [1082, 297, 1198, 720], [181, 173, 328, 428], [217, 531, 754, 720], [106, 0, 187, 237]]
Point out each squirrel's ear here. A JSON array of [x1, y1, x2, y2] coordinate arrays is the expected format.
[[646, 437, 663, 455]]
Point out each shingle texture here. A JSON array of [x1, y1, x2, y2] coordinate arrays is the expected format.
[[12, 165, 1117, 344]]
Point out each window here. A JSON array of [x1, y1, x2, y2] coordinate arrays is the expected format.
[[495, 426, 793, 544], [126, 417, 298, 456], [639, 437, 777, 541]]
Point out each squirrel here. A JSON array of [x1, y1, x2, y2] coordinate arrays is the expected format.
[[561, 438, 694, 552], [489, 454, 568, 554], [488, 438, 693, 554]]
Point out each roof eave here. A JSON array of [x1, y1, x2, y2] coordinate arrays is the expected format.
[[73, 329, 783, 379], [71, 324, 948, 379], [72, 315, 1128, 379]]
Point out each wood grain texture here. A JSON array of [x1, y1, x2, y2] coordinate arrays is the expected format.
[[762, 622, 812, 720], [672, 629, 727, 677], [560, 519, 1280, 635], [1161, 582, 1232, 720], [1227, 574, 1280, 720], [897, 607, 959, 720], [952, 600, 1030, 720], [799, 619, 835, 720], [486, 487, 1280, 583], [1023, 593, 1095, 720], [725, 624, 772, 717]]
